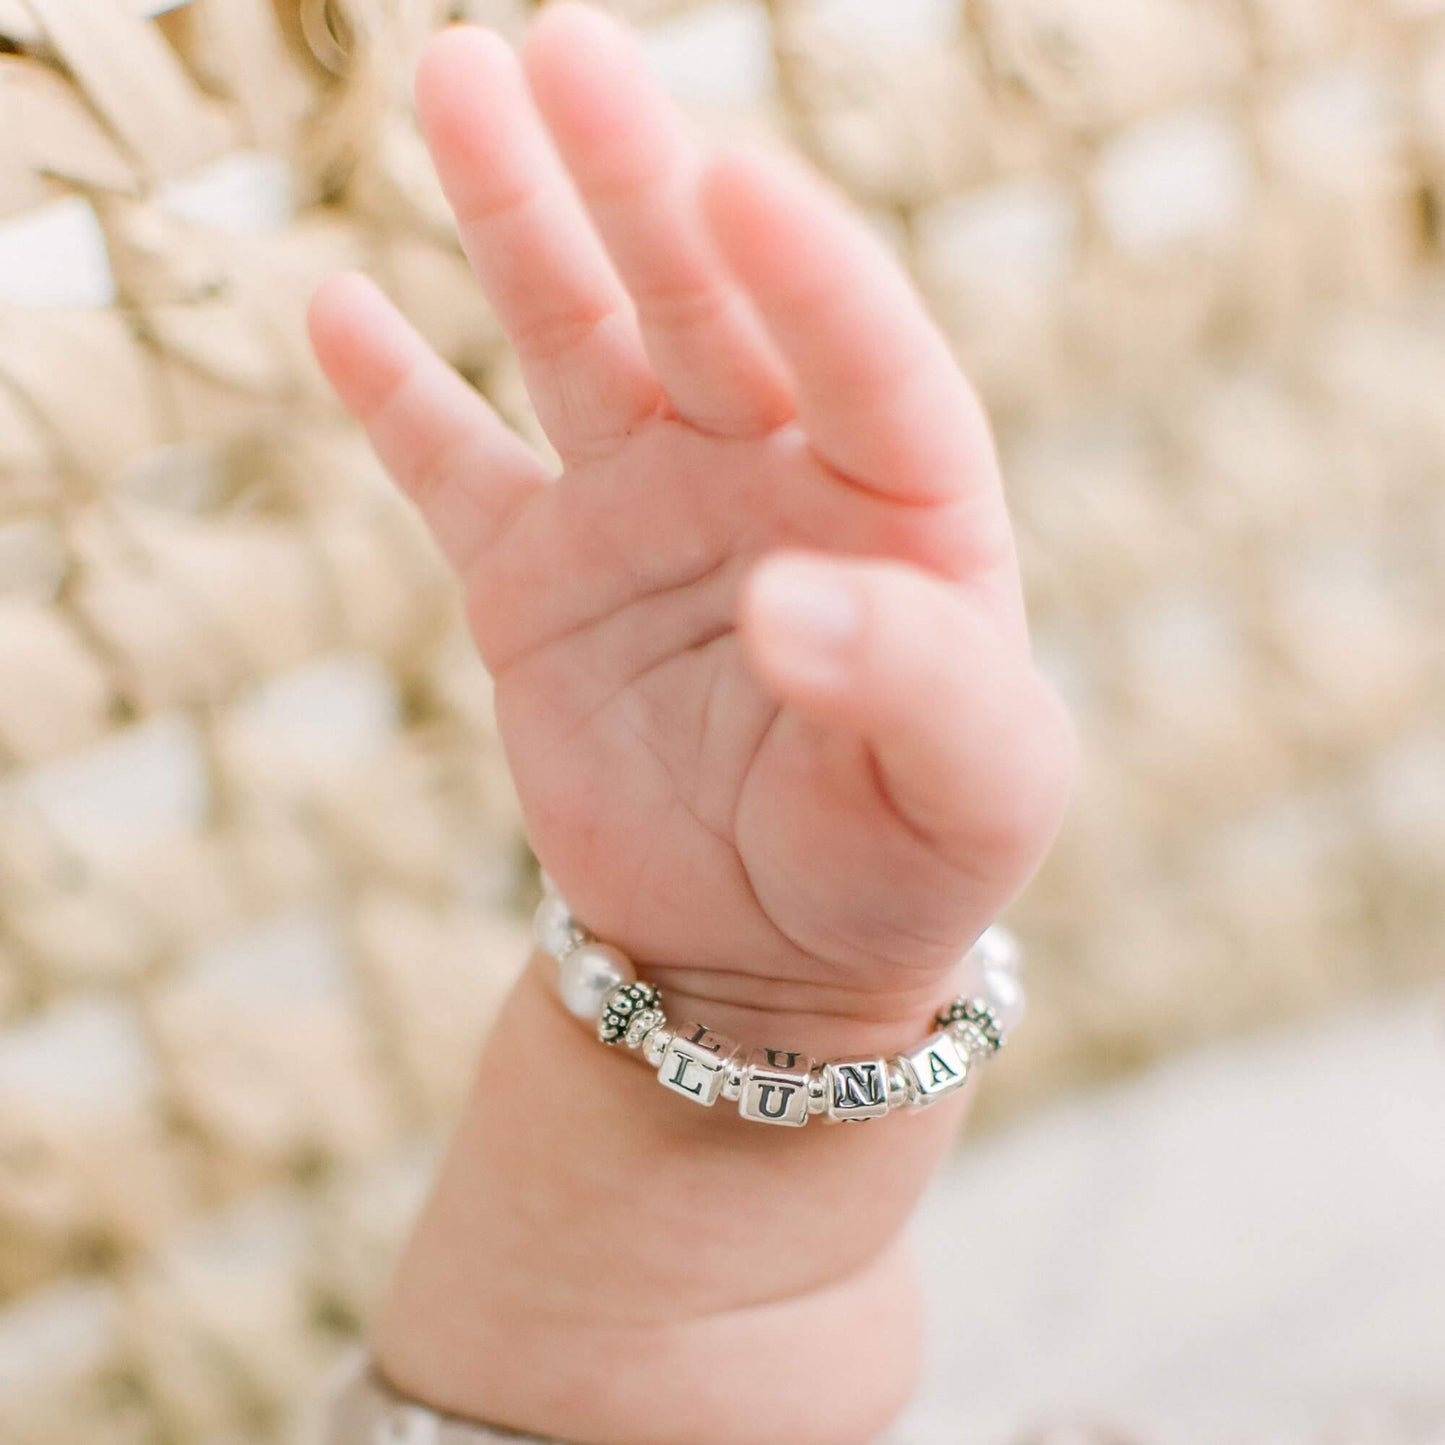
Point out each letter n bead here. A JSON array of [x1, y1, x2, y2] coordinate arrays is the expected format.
[[658, 1023, 737, 1107], [824, 1057, 891, 1121], [739, 1047, 812, 1127], [900, 1031, 969, 1108]]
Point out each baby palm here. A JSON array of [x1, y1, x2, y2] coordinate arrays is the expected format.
[[309, 7, 1074, 1023]]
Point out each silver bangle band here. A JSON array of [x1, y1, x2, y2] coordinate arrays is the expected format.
[[533, 884, 1026, 1128]]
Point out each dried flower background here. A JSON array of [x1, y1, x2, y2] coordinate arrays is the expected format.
[[0, 0, 1442, 1441]]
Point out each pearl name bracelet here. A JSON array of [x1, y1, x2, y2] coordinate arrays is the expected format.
[[533, 884, 1026, 1127]]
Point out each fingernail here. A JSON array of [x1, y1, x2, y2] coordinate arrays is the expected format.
[[751, 561, 859, 689]]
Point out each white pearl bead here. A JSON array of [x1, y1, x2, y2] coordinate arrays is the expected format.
[[972, 924, 1022, 977], [958, 925, 1023, 997], [978, 964, 1027, 1036], [532, 895, 577, 958], [559, 943, 636, 1021]]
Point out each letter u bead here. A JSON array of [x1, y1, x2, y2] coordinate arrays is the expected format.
[[739, 1047, 813, 1127]]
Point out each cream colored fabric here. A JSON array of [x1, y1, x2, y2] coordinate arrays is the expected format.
[[318, 1356, 562, 1445], [898, 993, 1445, 1443]]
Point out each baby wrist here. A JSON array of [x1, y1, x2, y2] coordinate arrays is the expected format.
[[534, 883, 1027, 1128]]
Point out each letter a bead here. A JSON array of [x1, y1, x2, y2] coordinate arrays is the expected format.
[[658, 1022, 737, 1107], [900, 1030, 969, 1107], [739, 1047, 812, 1127]]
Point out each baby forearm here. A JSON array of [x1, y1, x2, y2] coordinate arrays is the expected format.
[[371, 956, 969, 1445]]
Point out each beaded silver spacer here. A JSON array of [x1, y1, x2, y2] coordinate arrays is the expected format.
[[935, 996, 1005, 1057], [623, 1006, 665, 1050], [598, 981, 665, 1046]]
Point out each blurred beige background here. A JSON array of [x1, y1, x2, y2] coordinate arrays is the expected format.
[[0, 1, 1442, 1442]]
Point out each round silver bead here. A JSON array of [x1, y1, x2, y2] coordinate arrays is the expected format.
[[722, 1057, 746, 1101], [806, 1066, 828, 1115], [887, 1060, 911, 1108], [643, 1026, 673, 1066], [559, 942, 636, 1021], [533, 894, 582, 960]]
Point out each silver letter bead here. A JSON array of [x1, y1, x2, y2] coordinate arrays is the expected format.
[[739, 1047, 812, 1127], [899, 1030, 969, 1107], [658, 1022, 737, 1107], [824, 1057, 891, 1121]]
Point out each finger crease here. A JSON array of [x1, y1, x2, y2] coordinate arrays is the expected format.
[[510, 306, 619, 367], [635, 279, 735, 333], [454, 176, 546, 230]]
